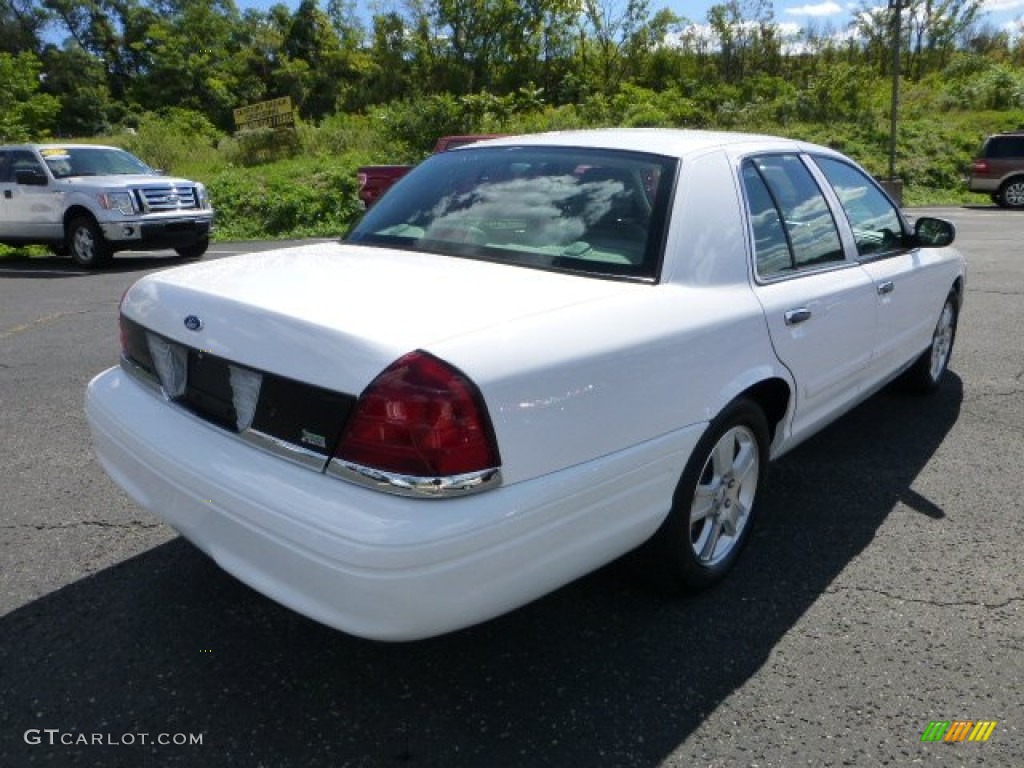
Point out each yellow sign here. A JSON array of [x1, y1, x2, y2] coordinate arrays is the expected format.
[[233, 97, 294, 132]]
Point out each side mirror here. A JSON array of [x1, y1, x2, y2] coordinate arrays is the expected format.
[[15, 168, 49, 186], [914, 216, 955, 248]]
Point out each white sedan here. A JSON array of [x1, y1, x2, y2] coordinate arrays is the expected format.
[[86, 130, 966, 640]]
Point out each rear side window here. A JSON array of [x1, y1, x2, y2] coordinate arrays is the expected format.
[[984, 136, 1024, 158], [742, 154, 845, 278]]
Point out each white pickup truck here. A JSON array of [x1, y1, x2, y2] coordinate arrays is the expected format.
[[0, 143, 214, 268]]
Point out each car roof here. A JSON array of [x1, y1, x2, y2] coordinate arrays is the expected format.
[[0, 143, 120, 151], [472, 128, 830, 160]]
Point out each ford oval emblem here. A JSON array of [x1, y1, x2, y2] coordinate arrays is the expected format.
[[184, 315, 203, 332]]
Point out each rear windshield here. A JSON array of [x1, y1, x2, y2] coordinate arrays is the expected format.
[[983, 135, 1024, 159], [346, 146, 678, 282]]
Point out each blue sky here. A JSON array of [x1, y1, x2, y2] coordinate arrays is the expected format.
[[238, 0, 1024, 39]]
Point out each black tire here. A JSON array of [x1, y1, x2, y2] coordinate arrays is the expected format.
[[990, 192, 1003, 206], [175, 237, 209, 260], [67, 216, 112, 268], [49, 243, 70, 257], [634, 398, 770, 593], [899, 293, 958, 393], [997, 177, 1024, 209]]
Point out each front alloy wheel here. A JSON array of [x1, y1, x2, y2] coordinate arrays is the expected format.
[[68, 216, 111, 268], [900, 293, 958, 393], [636, 398, 769, 592]]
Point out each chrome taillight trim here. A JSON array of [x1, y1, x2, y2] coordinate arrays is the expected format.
[[326, 458, 502, 498], [239, 428, 330, 472]]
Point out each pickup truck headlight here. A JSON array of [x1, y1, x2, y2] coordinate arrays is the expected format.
[[196, 184, 211, 210], [98, 191, 137, 216]]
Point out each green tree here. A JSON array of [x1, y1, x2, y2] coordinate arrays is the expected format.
[[706, 0, 779, 85], [431, 0, 572, 94], [0, 51, 60, 141], [283, 0, 369, 118], [363, 12, 414, 106], [41, 45, 116, 135], [580, 0, 654, 94], [132, 0, 242, 126], [0, 0, 46, 55], [906, 0, 983, 78]]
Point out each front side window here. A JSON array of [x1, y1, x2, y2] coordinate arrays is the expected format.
[[742, 154, 845, 278], [10, 150, 44, 180], [813, 156, 905, 257], [347, 146, 678, 281]]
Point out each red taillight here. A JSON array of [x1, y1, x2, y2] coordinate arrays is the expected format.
[[118, 288, 131, 354], [972, 160, 989, 173], [357, 172, 368, 191], [335, 351, 500, 477]]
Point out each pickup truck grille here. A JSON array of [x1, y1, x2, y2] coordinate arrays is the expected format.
[[134, 185, 199, 213]]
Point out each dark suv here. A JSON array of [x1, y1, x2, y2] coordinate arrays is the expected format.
[[967, 132, 1024, 209]]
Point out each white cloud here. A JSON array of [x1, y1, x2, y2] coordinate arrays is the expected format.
[[984, 0, 1024, 12], [785, 2, 843, 16]]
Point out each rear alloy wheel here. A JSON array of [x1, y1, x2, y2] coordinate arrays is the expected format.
[[900, 294, 958, 393], [175, 237, 209, 260], [636, 399, 769, 592], [998, 178, 1024, 209], [68, 216, 112, 268]]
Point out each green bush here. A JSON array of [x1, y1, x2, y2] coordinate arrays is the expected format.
[[224, 126, 301, 167], [207, 158, 364, 240], [114, 108, 226, 176]]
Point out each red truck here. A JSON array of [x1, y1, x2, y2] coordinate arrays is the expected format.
[[356, 135, 504, 208]]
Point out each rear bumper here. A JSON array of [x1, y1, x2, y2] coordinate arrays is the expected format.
[[86, 366, 698, 640], [966, 176, 999, 193]]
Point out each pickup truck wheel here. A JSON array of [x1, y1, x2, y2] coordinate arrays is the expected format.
[[175, 237, 209, 260], [68, 217, 111, 268], [634, 398, 769, 593], [899, 293, 958, 393]]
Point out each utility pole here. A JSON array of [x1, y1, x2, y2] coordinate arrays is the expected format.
[[888, 0, 902, 186]]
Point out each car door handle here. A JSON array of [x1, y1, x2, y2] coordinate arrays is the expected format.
[[3, 190, 11, 199], [784, 308, 812, 326], [877, 280, 895, 295]]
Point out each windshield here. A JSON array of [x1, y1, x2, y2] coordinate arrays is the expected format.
[[346, 146, 678, 281], [41, 147, 154, 179]]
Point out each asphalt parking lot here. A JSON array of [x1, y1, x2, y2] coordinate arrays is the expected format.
[[1, 209, 1021, 767]]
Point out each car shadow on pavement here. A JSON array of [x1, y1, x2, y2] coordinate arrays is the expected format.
[[0, 377, 964, 767], [0, 254, 194, 277]]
